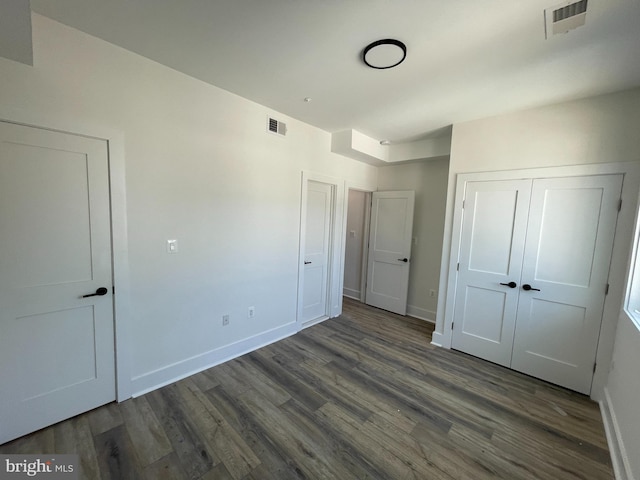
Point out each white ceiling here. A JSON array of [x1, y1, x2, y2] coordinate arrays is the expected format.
[[30, 0, 640, 143]]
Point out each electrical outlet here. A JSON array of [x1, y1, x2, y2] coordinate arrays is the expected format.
[[222, 314, 229, 326], [429, 289, 437, 298], [248, 306, 255, 318]]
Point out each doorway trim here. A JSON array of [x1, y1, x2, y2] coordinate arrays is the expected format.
[[437, 161, 640, 398], [0, 104, 132, 401], [297, 171, 345, 330]]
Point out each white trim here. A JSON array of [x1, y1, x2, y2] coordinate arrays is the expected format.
[[601, 388, 635, 480], [431, 331, 445, 348], [344, 180, 378, 194], [438, 161, 640, 399], [330, 177, 347, 318], [407, 305, 436, 323], [0, 104, 133, 401], [131, 322, 297, 397], [301, 315, 330, 331], [623, 189, 640, 331]]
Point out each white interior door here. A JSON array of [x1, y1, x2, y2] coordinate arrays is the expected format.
[[365, 191, 415, 315], [0, 122, 115, 444], [451, 180, 532, 366], [301, 181, 333, 324], [511, 175, 623, 394]]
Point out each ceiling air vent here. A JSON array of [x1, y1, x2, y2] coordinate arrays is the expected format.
[[267, 116, 287, 136], [545, 0, 588, 38]]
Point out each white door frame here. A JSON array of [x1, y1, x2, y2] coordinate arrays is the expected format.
[[0, 104, 133, 401], [297, 171, 346, 329], [437, 161, 640, 398]]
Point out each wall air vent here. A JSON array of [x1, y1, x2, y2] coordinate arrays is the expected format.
[[545, 0, 588, 39], [267, 116, 287, 136]]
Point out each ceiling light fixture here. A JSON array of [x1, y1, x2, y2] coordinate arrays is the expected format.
[[380, 140, 391, 145], [363, 39, 407, 69]]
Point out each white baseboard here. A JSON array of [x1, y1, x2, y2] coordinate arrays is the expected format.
[[406, 305, 435, 323], [601, 387, 635, 480], [130, 322, 297, 397], [301, 315, 329, 330], [343, 288, 361, 300], [431, 331, 445, 348]]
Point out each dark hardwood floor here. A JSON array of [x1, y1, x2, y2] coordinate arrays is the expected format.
[[1, 298, 613, 479]]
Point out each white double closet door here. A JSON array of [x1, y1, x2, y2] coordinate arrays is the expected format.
[[452, 174, 622, 394]]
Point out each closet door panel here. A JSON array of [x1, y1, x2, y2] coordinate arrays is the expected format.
[[451, 179, 531, 366], [512, 175, 623, 394]]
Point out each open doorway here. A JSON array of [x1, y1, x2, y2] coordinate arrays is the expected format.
[[343, 189, 372, 302]]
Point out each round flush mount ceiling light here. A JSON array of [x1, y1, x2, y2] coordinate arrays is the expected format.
[[363, 39, 407, 69]]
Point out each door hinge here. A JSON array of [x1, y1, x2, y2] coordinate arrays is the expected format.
[[593, 363, 597, 373], [605, 283, 609, 295], [451, 322, 454, 330], [618, 198, 622, 212], [112, 286, 115, 295], [462, 200, 465, 209], [457, 263, 460, 271]]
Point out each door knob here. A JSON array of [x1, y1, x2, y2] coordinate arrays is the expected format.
[[500, 281, 517, 288], [522, 284, 541, 292], [397, 258, 408, 263], [82, 287, 109, 298]]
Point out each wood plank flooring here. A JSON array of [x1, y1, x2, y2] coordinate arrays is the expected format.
[[0, 298, 613, 479]]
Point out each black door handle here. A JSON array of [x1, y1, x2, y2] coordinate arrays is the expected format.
[[397, 258, 408, 263], [522, 284, 540, 292], [82, 287, 109, 298], [304, 261, 312, 265], [500, 282, 517, 288]]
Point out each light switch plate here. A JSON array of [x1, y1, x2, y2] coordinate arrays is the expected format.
[[167, 239, 178, 253]]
